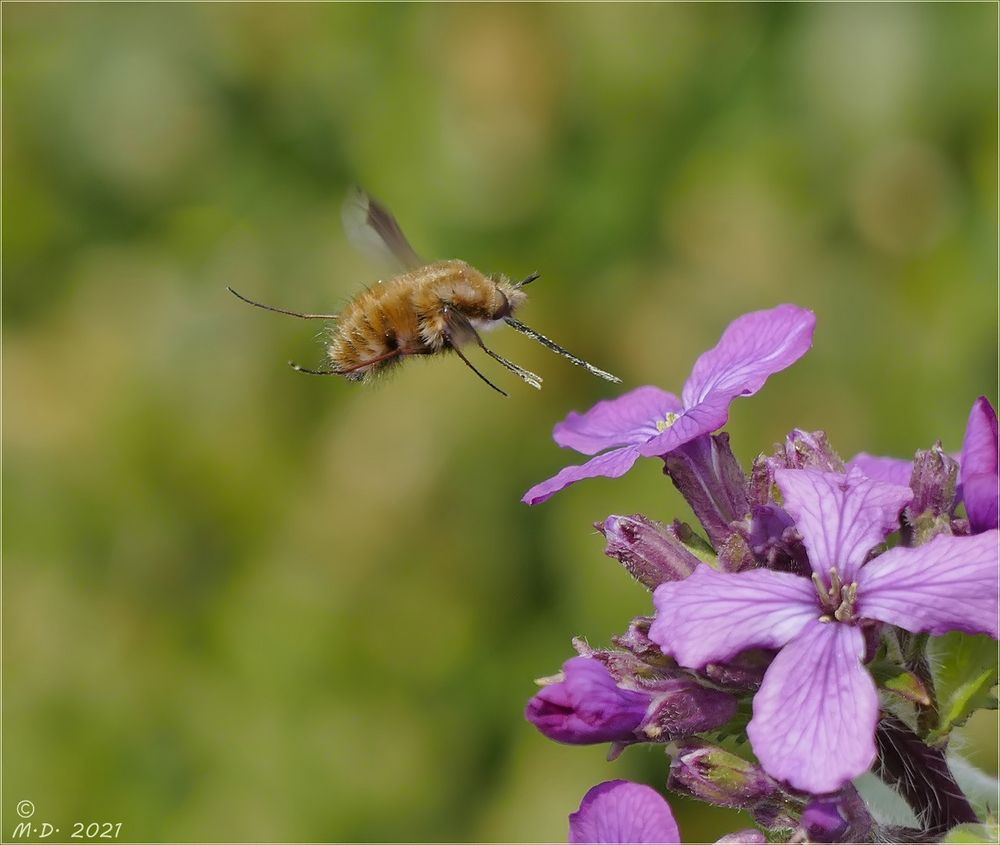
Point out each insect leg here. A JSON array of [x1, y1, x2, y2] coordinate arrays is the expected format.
[[449, 344, 508, 397], [288, 363, 339, 376], [475, 342, 542, 390], [288, 348, 401, 376], [443, 303, 542, 389], [227, 286, 339, 320], [503, 316, 622, 383]]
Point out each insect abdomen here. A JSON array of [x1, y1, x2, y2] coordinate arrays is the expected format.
[[326, 283, 418, 381]]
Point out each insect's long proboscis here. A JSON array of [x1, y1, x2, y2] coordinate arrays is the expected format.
[[504, 317, 622, 383]]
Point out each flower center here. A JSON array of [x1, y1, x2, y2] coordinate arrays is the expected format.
[[812, 568, 859, 624], [655, 412, 680, 433]]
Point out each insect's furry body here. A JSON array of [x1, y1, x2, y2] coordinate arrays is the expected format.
[[228, 188, 619, 395], [331, 259, 526, 381]]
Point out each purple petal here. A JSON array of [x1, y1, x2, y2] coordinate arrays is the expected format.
[[552, 386, 683, 455], [526, 656, 651, 744], [775, 468, 913, 582], [681, 305, 816, 409], [650, 565, 817, 668], [747, 621, 878, 794], [523, 446, 642, 505], [569, 780, 680, 844], [637, 395, 732, 459], [960, 397, 999, 534], [858, 530, 999, 638], [847, 453, 914, 488]]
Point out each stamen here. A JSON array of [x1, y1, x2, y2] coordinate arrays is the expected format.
[[811, 572, 830, 607], [845, 582, 858, 604], [814, 569, 859, 623], [828, 567, 843, 603], [655, 412, 680, 433], [833, 583, 859, 623]]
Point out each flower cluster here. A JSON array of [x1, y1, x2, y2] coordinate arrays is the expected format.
[[523, 306, 999, 843]]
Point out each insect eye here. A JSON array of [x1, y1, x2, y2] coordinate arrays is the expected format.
[[494, 288, 512, 320]]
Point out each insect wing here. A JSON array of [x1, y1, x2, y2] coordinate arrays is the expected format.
[[342, 187, 424, 271]]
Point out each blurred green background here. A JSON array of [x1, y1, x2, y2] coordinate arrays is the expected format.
[[4, 3, 997, 842]]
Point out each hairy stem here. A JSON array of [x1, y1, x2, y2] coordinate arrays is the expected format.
[[874, 714, 978, 833], [896, 631, 939, 735]]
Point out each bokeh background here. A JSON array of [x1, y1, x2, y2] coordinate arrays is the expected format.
[[5, 3, 997, 842]]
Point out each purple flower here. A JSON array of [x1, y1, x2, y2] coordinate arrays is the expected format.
[[526, 657, 650, 744], [649, 467, 999, 794], [960, 396, 998, 533], [568, 780, 764, 844], [526, 655, 736, 747], [848, 396, 998, 533], [569, 780, 680, 844], [523, 305, 816, 504]]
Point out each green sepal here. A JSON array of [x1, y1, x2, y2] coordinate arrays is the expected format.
[[926, 632, 998, 744], [870, 661, 932, 706], [702, 700, 755, 759], [908, 510, 954, 546], [671, 520, 718, 565], [940, 822, 1000, 843]]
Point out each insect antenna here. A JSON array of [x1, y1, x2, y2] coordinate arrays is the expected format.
[[227, 286, 339, 320], [450, 345, 508, 397], [515, 271, 541, 288], [503, 316, 622, 383]]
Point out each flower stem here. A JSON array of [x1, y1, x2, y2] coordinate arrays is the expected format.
[[873, 714, 978, 833]]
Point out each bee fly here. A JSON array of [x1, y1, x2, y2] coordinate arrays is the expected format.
[[227, 189, 621, 396]]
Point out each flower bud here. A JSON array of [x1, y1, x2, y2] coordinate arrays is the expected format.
[[800, 800, 848, 843], [746, 505, 810, 575], [910, 442, 958, 511], [768, 429, 845, 474], [702, 648, 775, 691], [588, 646, 664, 688], [717, 531, 756, 573], [798, 786, 873, 843], [663, 433, 749, 549], [668, 742, 779, 808], [611, 616, 661, 660], [597, 515, 702, 588], [525, 657, 650, 745], [637, 682, 737, 741], [906, 443, 959, 544]]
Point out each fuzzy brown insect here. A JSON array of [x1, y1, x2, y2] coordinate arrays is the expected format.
[[228, 189, 620, 396]]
